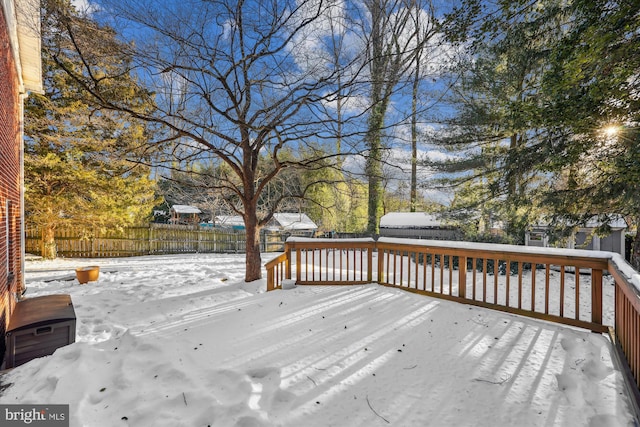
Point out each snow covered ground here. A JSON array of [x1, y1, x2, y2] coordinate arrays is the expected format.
[[0, 252, 637, 426]]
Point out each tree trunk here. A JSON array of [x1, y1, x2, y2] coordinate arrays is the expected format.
[[366, 106, 385, 234], [243, 211, 262, 282], [410, 56, 419, 212], [508, 134, 518, 198], [42, 225, 57, 259]]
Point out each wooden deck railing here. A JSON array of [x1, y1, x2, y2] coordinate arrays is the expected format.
[[608, 257, 640, 403], [265, 237, 640, 402], [375, 238, 610, 332], [266, 238, 375, 289]]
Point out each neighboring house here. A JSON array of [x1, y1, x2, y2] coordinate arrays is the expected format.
[[214, 213, 318, 236], [379, 212, 461, 240], [1, 0, 42, 362], [526, 216, 627, 256], [169, 205, 202, 225], [213, 215, 246, 230]]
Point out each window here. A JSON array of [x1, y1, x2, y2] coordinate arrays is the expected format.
[[529, 231, 544, 242]]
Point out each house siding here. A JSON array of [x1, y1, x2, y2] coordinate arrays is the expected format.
[[0, 4, 24, 362]]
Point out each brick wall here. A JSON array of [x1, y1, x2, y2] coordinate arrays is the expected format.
[[0, 5, 24, 362]]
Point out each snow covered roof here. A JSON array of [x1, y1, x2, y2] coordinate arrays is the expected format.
[[215, 215, 245, 227], [272, 213, 317, 230], [380, 212, 444, 229], [171, 205, 202, 214], [532, 215, 627, 230], [214, 213, 317, 230], [584, 215, 627, 229]]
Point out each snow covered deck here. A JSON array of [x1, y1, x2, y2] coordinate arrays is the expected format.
[[1, 253, 637, 426]]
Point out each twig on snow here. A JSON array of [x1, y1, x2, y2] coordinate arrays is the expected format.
[[366, 395, 390, 424], [307, 375, 317, 386], [183, 392, 187, 406], [473, 374, 511, 385]]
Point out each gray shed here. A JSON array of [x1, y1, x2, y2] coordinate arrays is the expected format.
[[525, 216, 627, 256]]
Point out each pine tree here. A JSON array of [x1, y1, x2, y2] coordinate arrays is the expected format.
[[538, 0, 640, 267], [429, 1, 562, 242], [434, 0, 639, 265], [24, 0, 158, 258]]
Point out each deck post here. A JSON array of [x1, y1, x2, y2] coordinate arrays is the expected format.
[[592, 268, 603, 325], [296, 248, 302, 283], [367, 244, 373, 282], [267, 266, 275, 291], [459, 256, 467, 299], [377, 245, 384, 284], [285, 242, 292, 280]]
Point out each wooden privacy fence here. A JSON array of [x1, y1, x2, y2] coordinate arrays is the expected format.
[[26, 224, 292, 257], [265, 237, 640, 405]]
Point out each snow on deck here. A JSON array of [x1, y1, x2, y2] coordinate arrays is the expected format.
[[1, 253, 635, 426]]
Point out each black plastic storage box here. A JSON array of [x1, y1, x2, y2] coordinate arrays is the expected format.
[[5, 294, 76, 368]]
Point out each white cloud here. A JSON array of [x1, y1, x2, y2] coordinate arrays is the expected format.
[[288, 0, 364, 77], [70, 0, 99, 15], [340, 146, 455, 204], [321, 93, 370, 116]]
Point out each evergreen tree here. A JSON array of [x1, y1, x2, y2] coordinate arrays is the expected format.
[[431, 1, 560, 242], [24, 0, 158, 258], [538, 0, 640, 267], [435, 0, 639, 265]]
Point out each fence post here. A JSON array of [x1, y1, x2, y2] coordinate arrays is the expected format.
[[91, 227, 96, 258], [148, 225, 152, 255]]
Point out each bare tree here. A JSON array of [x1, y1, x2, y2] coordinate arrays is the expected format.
[[48, 0, 350, 281], [409, 0, 428, 211], [360, 0, 421, 233]]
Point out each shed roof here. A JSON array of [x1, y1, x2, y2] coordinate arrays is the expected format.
[[532, 215, 627, 231], [380, 212, 443, 229], [215, 215, 245, 227], [272, 213, 317, 230], [214, 213, 318, 230], [171, 205, 202, 214]]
